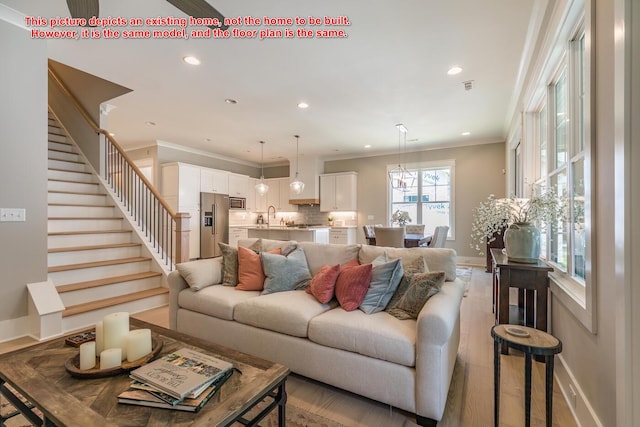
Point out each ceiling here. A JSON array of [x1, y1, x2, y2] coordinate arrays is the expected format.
[[2, 0, 539, 166]]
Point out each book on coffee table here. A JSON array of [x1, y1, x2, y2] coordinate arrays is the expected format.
[[130, 347, 233, 399]]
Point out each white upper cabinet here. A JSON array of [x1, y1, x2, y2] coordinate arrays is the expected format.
[[160, 163, 201, 209], [320, 172, 357, 212], [263, 178, 298, 212], [200, 168, 229, 194], [228, 173, 249, 198]]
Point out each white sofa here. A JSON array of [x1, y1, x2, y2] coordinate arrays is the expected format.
[[168, 239, 465, 426]]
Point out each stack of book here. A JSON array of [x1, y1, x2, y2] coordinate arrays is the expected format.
[[118, 347, 234, 412]]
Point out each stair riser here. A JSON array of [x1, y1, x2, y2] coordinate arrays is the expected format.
[[48, 159, 87, 172], [48, 125, 64, 134], [48, 118, 58, 126], [48, 134, 67, 143], [59, 276, 162, 307], [48, 141, 74, 153], [49, 192, 108, 205], [49, 260, 152, 285], [48, 246, 141, 267], [48, 150, 79, 162], [61, 294, 168, 332], [48, 180, 101, 194], [48, 218, 124, 232], [48, 205, 115, 218], [49, 232, 132, 248], [48, 169, 96, 183]]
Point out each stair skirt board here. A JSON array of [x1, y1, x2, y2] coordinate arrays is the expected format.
[[48, 245, 143, 267], [48, 205, 116, 218], [48, 231, 134, 248], [48, 259, 152, 286], [58, 274, 163, 307]]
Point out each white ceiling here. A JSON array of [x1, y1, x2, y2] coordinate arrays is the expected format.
[[2, 0, 538, 166]]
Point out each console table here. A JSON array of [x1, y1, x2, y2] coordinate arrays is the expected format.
[[490, 249, 553, 354]]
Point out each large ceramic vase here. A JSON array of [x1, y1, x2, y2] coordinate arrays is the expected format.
[[503, 222, 540, 263]]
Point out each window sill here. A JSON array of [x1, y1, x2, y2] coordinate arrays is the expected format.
[[549, 271, 596, 333]]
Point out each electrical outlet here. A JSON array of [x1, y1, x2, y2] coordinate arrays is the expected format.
[[0, 208, 26, 222], [568, 383, 577, 408]]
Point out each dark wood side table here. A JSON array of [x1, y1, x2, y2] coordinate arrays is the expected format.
[[492, 324, 562, 427], [490, 249, 553, 355]]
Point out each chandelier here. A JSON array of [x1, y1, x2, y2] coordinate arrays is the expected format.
[[254, 141, 269, 196], [388, 124, 415, 191], [289, 135, 305, 194]]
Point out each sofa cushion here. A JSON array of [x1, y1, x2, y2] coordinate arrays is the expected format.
[[306, 264, 341, 304], [387, 271, 445, 320], [177, 284, 260, 320], [296, 242, 361, 275], [359, 254, 404, 314], [176, 257, 222, 291], [261, 248, 313, 295], [234, 290, 337, 337], [334, 263, 372, 311], [359, 246, 456, 281], [308, 307, 416, 367], [236, 246, 282, 291]]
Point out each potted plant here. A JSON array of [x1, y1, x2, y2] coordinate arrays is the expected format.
[[391, 210, 411, 227], [470, 188, 566, 263], [327, 216, 334, 226]]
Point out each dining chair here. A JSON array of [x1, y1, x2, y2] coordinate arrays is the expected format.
[[428, 225, 449, 248], [362, 225, 377, 245], [374, 226, 405, 248], [405, 224, 425, 235]]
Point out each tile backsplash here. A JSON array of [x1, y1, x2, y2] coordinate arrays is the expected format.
[[229, 205, 357, 226]]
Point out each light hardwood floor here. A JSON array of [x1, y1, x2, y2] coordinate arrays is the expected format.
[[0, 267, 577, 426]]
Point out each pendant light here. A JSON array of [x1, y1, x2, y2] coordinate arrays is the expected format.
[[289, 134, 305, 194], [388, 124, 416, 192], [255, 141, 269, 196]]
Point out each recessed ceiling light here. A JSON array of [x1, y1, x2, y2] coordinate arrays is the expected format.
[[225, 98, 237, 104], [297, 102, 309, 109], [447, 66, 463, 75], [204, 138, 212, 142], [183, 55, 201, 65], [364, 144, 372, 148], [145, 121, 156, 126], [462, 131, 471, 136]]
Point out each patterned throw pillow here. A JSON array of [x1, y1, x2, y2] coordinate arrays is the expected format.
[[334, 263, 373, 311], [385, 255, 428, 311], [359, 254, 404, 314], [387, 271, 445, 320], [306, 264, 341, 304], [219, 240, 262, 286], [260, 247, 313, 295], [236, 246, 282, 291]]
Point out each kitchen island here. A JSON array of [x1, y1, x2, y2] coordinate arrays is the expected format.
[[248, 226, 330, 243]]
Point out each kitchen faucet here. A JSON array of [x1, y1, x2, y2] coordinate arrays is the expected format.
[[267, 205, 276, 227]]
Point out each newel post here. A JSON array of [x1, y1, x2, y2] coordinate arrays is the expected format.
[[174, 212, 191, 264]]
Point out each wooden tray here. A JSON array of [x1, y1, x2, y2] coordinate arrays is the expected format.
[[64, 337, 163, 379]]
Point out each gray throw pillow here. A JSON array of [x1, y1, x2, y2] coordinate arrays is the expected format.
[[359, 253, 404, 314], [387, 271, 445, 320], [260, 247, 312, 295]]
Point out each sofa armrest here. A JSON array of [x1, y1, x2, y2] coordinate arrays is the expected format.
[[168, 270, 188, 330], [414, 278, 465, 420]]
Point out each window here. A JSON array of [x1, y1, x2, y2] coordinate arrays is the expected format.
[[388, 161, 454, 237]]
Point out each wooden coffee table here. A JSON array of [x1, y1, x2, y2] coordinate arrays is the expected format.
[[0, 318, 289, 426]]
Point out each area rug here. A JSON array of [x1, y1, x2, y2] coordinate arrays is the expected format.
[[456, 266, 473, 296]]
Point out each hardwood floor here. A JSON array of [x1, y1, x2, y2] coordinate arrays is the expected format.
[[0, 267, 577, 426]]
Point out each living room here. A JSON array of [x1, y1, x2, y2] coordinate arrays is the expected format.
[[1, 0, 640, 426]]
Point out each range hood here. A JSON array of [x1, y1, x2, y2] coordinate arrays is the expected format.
[[288, 157, 323, 205]]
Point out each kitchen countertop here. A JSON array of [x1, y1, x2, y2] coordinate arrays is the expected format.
[[247, 226, 330, 230]]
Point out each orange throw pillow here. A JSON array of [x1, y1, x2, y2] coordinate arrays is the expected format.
[[236, 246, 281, 291], [334, 263, 373, 311], [306, 264, 341, 304]]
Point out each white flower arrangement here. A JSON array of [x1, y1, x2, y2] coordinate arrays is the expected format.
[[391, 210, 412, 226], [470, 187, 566, 254]]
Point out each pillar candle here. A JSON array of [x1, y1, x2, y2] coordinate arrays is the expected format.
[[126, 329, 152, 362], [99, 348, 121, 370], [103, 312, 129, 361], [95, 321, 104, 354], [79, 341, 96, 370]]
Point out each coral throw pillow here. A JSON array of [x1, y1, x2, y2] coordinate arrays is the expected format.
[[334, 263, 373, 311], [236, 246, 281, 291], [306, 264, 341, 304]]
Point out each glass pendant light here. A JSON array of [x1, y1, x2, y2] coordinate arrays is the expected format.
[[255, 141, 269, 195], [388, 124, 416, 192], [289, 134, 305, 194]]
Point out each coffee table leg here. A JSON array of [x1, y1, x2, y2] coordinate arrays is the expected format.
[[277, 381, 287, 427], [494, 339, 500, 427], [524, 353, 532, 427]]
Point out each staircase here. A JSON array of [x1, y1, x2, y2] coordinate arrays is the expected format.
[[47, 111, 168, 332]]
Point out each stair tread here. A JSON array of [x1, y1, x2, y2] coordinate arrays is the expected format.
[[48, 139, 71, 144], [49, 242, 141, 253], [49, 203, 113, 208], [48, 168, 91, 174], [48, 190, 105, 195], [62, 287, 168, 318], [48, 148, 77, 155], [48, 256, 150, 273], [48, 229, 132, 236], [48, 216, 122, 220], [48, 131, 66, 137], [48, 157, 84, 165], [48, 178, 98, 185], [56, 271, 162, 293]]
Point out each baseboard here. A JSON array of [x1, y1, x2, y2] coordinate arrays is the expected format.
[[555, 354, 604, 427], [455, 256, 484, 266], [0, 315, 30, 344]]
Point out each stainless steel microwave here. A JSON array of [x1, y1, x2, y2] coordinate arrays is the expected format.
[[229, 197, 246, 210]]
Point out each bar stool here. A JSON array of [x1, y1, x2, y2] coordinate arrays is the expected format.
[[491, 324, 562, 427]]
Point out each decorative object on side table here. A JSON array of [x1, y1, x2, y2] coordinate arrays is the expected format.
[[391, 210, 411, 227], [470, 188, 566, 263]]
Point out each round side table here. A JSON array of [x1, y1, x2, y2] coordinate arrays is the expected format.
[[491, 324, 562, 427]]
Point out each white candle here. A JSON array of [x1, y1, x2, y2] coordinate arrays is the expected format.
[[79, 341, 96, 370], [95, 321, 104, 354], [126, 329, 152, 362], [99, 348, 121, 370], [103, 312, 129, 361]]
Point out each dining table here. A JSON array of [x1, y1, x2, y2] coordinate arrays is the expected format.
[[403, 233, 432, 248]]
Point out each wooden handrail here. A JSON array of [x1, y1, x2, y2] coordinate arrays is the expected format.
[[47, 67, 177, 218]]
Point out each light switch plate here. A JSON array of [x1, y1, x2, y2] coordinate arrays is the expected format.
[[0, 208, 26, 222]]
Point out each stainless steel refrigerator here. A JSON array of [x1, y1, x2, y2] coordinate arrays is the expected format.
[[200, 193, 229, 258]]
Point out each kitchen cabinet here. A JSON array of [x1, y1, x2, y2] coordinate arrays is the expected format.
[[229, 227, 248, 247], [228, 173, 249, 198], [246, 178, 257, 212], [320, 172, 357, 212], [329, 228, 356, 244], [200, 168, 229, 194], [264, 178, 298, 212]]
